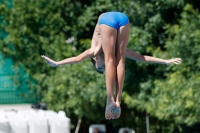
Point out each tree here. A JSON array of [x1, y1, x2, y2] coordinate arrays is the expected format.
[[0, 0, 112, 131], [124, 3, 200, 127]]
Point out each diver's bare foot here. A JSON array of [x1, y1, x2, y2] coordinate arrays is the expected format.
[[105, 101, 116, 120], [112, 102, 121, 119]]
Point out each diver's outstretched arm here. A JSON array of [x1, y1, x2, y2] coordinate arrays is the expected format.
[[41, 48, 95, 67], [125, 49, 182, 65]]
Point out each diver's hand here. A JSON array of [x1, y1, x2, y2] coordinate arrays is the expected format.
[[41, 55, 58, 67], [165, 58, 182, 65]]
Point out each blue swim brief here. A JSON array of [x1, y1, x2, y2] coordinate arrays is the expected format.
[[98, 12, 129, 30]]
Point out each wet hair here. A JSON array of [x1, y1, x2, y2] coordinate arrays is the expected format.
[[91, 58, 104, 74], [123, 130, 128, 133]]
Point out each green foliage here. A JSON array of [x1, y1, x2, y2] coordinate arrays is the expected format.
[[0, 0, 111, 131], [124, 4, 200, 127], [42, 61, 106, 121]]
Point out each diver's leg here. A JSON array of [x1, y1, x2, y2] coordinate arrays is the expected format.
[[100, 24, 117, 119], [113, 23, 130, 119]]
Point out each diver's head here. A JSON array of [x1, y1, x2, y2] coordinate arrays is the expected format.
[[91, 54, 105, 74]]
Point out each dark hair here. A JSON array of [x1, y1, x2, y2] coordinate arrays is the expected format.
[[91, 58, 104, 74], [123, 130, 128, 133]]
